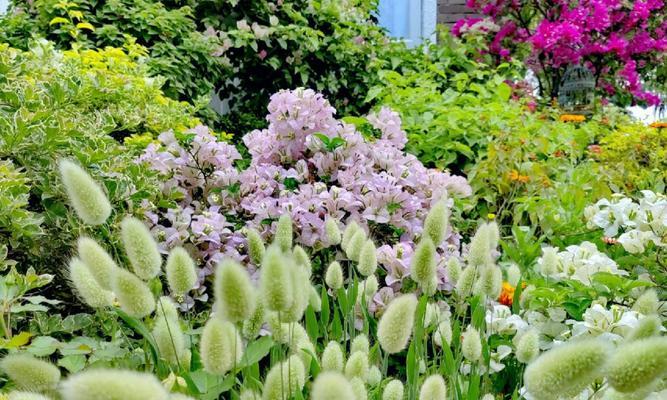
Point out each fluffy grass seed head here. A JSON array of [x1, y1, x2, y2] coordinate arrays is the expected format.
[[351, 334, 370, 355], [293, 245, 311, 272], [540, 246, 559, 277], [627, 315, 662, 341], [60, 369, 168, 400], [325, 218, 342, 246], [411, 237, 437, 295], [632, 289, 659, 315], [461, 326, 482, 362], [239, 389, 261, 400], [606, 337, 667, 393], [242, 302, 266, 340], [77, 237, 117, 290], [153, 317, 185, 366], [200, 318, 243, 375], [120, 216, 161, 280], [325, 261, 344, 290], [485, 221, 500, 250], [321, 341, 345, 372], [516, 329, 540, 364], [274, 213, 293, 252], [58, 159, 111, 225], [346, 230, 367, 262], [8, 392, 53, 400], [377, 294, 418, 354], [368, 366, 382, 387], [0, 354, 60, 392], [467, 224, 492, 267], [246, 228, 265, 264], [112, 267, 156, 318], [350, 377, 367, 400], [357, 239, 377, 277], [215, 259, 257, 322], [358, 275, 379, 306], [474, 264, 502, 299], [523, 339, 609, 400], [68, 257, 114, 308], [282, 258, 310, 322], [311, 372, 355, 400], [309, 285, 322, 312], [341, 221, 361, 252], [419, 375, 447, 400], [445, 257, 461, 283], [345, 351, 369, 382], [433, 319, 452, 348], [506, 263, 521, 287], [423, 198, 449, 246], [260, 245, 294, 313], [456, 265, 477, 298], [262, 355, 305, 400], [382, 379, 404, 400], [164, 247, 197, 296], [156, 296, 179, 323]]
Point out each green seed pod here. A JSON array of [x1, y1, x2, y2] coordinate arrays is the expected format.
[[215, 259, 256, 322], [77, 237, 117, 290], [516, 329, 540, 364], [0, 354, 60, 392], [411, 238, 437, 295], [153, 318, 186, 366], [351, 334, 370, 355], [293, 246, 311, 272], [325, 261, 344, 290], [467, 224, 492, 267], [321, 341, 345, 372], [377, 294, 418, 354], [382, 379, 404, 400], [60, 369, 168, 400], [461, 326, 482, 362], [350, 377, 367, 400], [433, 319, 452, 348], [524, 339, 609, 400], [58, 159, 111, 226], [341, 221, 361, 252], [606, 337, 667, 393], [423, 199, 449, 246], [540, 247, 559, 277], [246, 228, 265, 264], [242, 301, 265, 340], [632, 289, 659, 315], [68, 258, 114, 308], [311, 372, 355, 400], [112, 267, 156, 318], [456, 265, 477, 298], [345, 351, 369, 382], [445, 257, 461, 283], [367, 366, 382, 387], [200, 318, 243, 376], [357, 239, 377, 277], [325, 218, 342, 246], [262, 355, 305, 400], [239, 389, 261, 400], [627, 315, 661, 341], [121, 216, 161, 280], [506, 263, 521, 287], [274, 214, 293, 252], [260, 246, 294, 313], [346, 230, 367, 262], [165, 247, 197, 296], [308, 285, 322, 312], [156, 296, 179, 323], [419, 375, 447, 400], [8, 392, 52, 400]]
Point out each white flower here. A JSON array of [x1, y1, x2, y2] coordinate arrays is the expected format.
[[486, 305, 527, 335], [617, 229, 652, 254], [567, 304, 639, 342]]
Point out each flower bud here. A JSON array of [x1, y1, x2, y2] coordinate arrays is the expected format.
[[377, 294, 418, 354], [274, 213, 293, 252], [461, 326, 482, 362], [58, 159, 111, 225], [60, 369, 168, 400], [311, 372, 355, 400], [246, 228, 265, 264], [382, 379, 404, 400], [445, 257, 461, 283], [341, 222, 361, 252], [113, 267, 156, 318], [627, 315, 661, 341], [0, 354, 60, 392], [165, 247, 197, 296], [325, 261, 344, 290], [606, 337, 667, 393], [357, 240, 377, 277], [423, 199, 449, 246], [411, 238, 437, 295], [215, 259, 256, 322], [524, 339, 609, 400], [419, 375, 447, 400], [632, 289, 659, 315], [262, 355, 305, 400], [321, 341, 345, 372], [433, 319, 452, 348], [120, 216, 161, 281], [325, 218, 342, 246], [68, 258, 114, 308], [345, 352, 369, 382], [351, 334, 370, 355], [77, 237, 116, 290], [200, 318, 243, 375], [260, 246, 294, 313], [516, 329, 539, 364]]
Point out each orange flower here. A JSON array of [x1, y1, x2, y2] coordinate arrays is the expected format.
[[587, 144, 602, 154], [559, 114, 586, 123], [498, 282, 516, 306], [509, 170, 530, 183], [649, 121, 667, 129]]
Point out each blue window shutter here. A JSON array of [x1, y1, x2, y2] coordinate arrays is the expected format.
[[377, 0, 437, 46], [0, 0, 8, 14]]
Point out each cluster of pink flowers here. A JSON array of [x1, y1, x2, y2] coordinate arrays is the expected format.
[[456, 0, 667, 105], [137, 89, 471, 306]]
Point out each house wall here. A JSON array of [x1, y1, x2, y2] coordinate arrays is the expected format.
[[437, 0, 480, 25]]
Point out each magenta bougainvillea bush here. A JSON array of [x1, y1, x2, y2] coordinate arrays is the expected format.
[[456, 0, 667, 105], [137, 88, 471, 305]]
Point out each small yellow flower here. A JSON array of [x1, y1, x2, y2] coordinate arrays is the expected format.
[[649, 121, 667, 129], [559, 114, 586, 123], [487, 213, 496, 220]]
